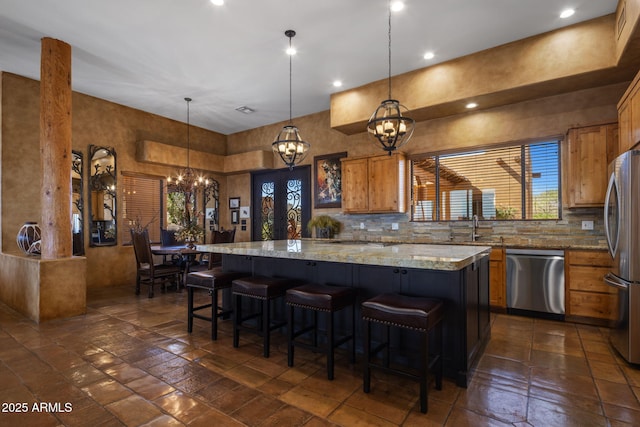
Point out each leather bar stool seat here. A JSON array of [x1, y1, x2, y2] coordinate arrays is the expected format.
[[362, 293, 444, 414], [286, 283, 357, 380], [232, 276, 303, 358], [186, 267, 249, 340]]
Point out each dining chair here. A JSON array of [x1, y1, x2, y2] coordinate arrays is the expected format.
[[160, 228, 182, 265], [208, 227, 236, 268], [130, 229, 182, 298]]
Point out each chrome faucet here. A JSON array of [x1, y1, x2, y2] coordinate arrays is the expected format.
[[471, 214, 480, 241]]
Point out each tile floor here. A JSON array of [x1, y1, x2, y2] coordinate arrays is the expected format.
[[1, 286, 640, 426]]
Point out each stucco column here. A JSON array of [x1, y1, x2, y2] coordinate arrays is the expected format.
[[40, 37, 72, 259]]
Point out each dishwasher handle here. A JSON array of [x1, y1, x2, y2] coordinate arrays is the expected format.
[[604, 272, 631, 290]]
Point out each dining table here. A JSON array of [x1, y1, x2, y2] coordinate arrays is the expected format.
[[150, 245, 205, 289]]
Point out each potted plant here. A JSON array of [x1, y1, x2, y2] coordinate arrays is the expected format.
[[307, 215, 341, 239]]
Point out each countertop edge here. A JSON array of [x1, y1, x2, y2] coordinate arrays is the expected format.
[[197, 241, 491, 271]]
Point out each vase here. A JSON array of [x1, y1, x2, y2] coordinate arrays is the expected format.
[[17, 222, 42, 255], [316, 227, 334, 239], [185, 237, 196, 249]]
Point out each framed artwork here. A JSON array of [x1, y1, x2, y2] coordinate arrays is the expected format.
[[314, 152, 347, 208], [229, 197, 240, 209], [231, 209, 239, 224], [239, 206, 250, 218]]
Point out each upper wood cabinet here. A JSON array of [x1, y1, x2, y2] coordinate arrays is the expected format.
[[341, 153, 407, 213], [618, 69, 640, 153], [563, 123, 618, 208]]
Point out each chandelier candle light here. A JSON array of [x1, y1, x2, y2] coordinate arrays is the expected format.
[[167, 97, 214, 194], [272, 30, 310, 170], [366, 0, 415, 154]]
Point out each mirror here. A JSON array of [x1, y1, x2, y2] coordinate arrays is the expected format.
[[89, 145, 117, 246], [203, 180, 220, 242], [72, 151, 84, 255]]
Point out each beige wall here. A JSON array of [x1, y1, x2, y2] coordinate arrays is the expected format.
[[0, 72, 631, 289], [1, 72, 228, 288], [229, 83, 623, 198]]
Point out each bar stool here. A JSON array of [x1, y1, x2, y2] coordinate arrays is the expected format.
[[362, 293, 444, 414], [286, 283, 357, 380], [232, 276, 302, 358], [186, 267, 248, 340]]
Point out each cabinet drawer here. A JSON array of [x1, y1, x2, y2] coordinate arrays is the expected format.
[[569, 291, 617, 319], [569, 250, 611, 267], [569, 266, 615, 293]]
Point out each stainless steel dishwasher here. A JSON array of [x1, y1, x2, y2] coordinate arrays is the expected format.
[[506, 249, 565, 320]]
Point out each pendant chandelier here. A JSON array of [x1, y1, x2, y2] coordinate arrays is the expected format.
[[272, 30, 310, 170], [366, 0, 415, 154], [167, 97, 214, 194]]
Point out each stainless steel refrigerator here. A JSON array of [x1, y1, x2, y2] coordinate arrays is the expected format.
[[604, 149, 640, 363]]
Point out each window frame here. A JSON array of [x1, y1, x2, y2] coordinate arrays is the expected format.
[[410, 137, 563, 222]]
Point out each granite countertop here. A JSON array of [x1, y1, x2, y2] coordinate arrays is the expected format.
[[197, 240, 491, 271]]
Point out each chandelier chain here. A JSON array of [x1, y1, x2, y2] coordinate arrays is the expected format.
[[387, 0, 392, 100], [289, 35, 293, 123], [185, 97, 191, 168]]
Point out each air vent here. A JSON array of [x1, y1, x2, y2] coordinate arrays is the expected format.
[[235, 106, 255, 114]]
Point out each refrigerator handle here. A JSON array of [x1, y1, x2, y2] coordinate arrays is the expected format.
[[604, 173, 617, 259], [604, 272, 630, 290]]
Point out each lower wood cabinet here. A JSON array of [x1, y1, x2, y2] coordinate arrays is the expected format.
[[565, 249, 616, 324], [489, 248, 506, 309]]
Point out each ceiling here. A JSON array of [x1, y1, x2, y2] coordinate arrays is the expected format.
[[0, 0, 618, 135]]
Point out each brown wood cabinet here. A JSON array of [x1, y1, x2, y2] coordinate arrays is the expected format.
[[341, 153, 407, 213], [563, 123, 618, 208], [618, 69, 640, 153], [565, 250, 616, 324], [489, 248, 506, 309]]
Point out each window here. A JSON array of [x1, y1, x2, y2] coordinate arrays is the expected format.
[[121, 174, 163, 243], [411, 140, 561, 221]]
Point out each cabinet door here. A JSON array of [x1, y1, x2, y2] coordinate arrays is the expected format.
[[369, 155, 401, 212], [489, 248, 505, 308], [341, 158, 369, 213], [619, 99, 632, 153], [566, 124, 616, 208], [631, 83, 640, 149]]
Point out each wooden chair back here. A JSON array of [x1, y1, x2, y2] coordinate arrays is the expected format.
[[160, 229, 180, 246], [208, 228, 236, 268], [131, 229, 154, 270]]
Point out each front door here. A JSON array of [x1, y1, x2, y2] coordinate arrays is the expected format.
[[252, 166, 311, 241]]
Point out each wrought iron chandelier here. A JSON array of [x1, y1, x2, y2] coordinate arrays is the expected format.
[[366, 0, 415, 154], [167, 97, 214, 194], [272, 30, 310, 170]]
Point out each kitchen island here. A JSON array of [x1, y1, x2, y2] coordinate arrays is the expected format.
[[197, 240, 491, 387]]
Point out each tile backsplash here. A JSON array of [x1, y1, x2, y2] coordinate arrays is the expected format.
[[331, 207, 606, 249]]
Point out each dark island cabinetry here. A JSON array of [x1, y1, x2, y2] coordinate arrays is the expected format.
[[222, 253, 490, 387]]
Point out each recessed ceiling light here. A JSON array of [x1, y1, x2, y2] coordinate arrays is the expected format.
[[333, 80, 343, 88], [560, 8, 575, 19], [210, 0, 224, 5], [466, 102, 478, 109], [423, 51, 435, 60], [391, 1, 404, 12]]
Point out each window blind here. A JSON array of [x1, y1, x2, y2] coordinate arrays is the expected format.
[[121, 175, 162, 243], [411, 140, 560, 221]]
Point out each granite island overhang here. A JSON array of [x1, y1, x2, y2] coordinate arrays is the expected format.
[[197, 240, 491, 271], [197, 240, 492, 387]]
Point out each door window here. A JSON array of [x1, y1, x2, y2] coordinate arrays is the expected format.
[[252, 166, 310, 241]]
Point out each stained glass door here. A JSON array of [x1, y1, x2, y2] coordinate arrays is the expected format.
[[252, 166, 310, 241]]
